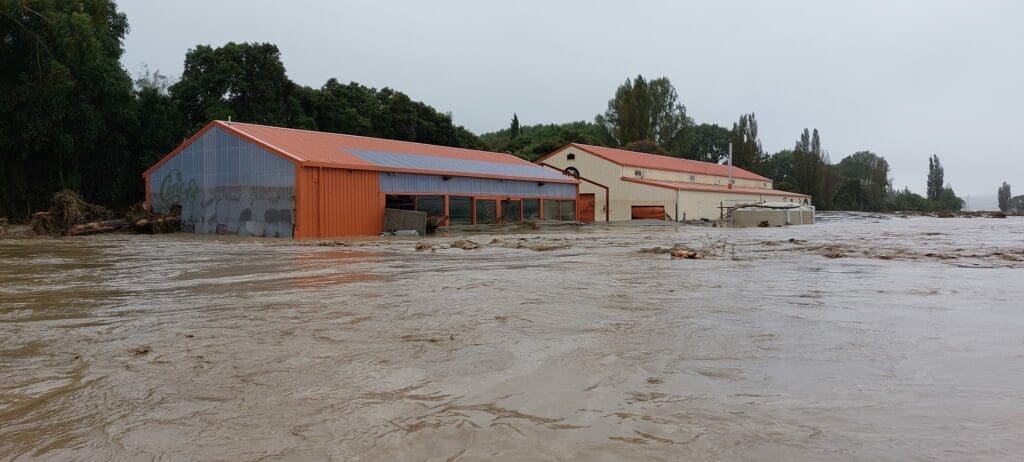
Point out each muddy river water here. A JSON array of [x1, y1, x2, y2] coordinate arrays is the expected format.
[[2, 215, 1023, 461]]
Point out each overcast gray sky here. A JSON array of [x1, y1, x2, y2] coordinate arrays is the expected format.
[[119, 0, 1023, 202]]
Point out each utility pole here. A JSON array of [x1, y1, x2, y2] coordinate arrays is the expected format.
[[727, 142, 733, 190]]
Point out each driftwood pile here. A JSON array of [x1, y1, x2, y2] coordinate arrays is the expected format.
[[30, 190, 180, 237]]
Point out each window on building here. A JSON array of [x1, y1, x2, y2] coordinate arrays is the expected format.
[[385, 195, 415, 210], [689, 175, 696, 181], [542, 199, 577, 221], [559, 200, 576, 220], [730, 179, 736, 184], [567, 153, 576, 160], [523, 198, 540, 219], [763, 182, 768, 188], [449, 196, 472, 224], [564, 166, 580, 178], [415, 195, 444, 218], [634, 169, 643, 177], [501, 199, 521, 222], [475, 199, 497, 224]]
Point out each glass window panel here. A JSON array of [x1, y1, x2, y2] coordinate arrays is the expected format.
[[415, 195, 444, 218], [523, 199, 540, 219], [501, 200, 521, 222], [449, 196, 472, 224], [559, 200, 576, 221], [386, 195, 416, 210], [543, 199, 559, 220], [475, 199, 497, 224]]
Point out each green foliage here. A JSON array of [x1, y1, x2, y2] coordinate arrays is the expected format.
[[936, 186, 964, 211], [622, 140, 668, 155], [885, 185, 963, 212], [128, 69, 190, 202], [998, 182, 1011, 212], [479, 120, 605, 161], [1, 26, 482, 219], [306, 78, 481, 148], [171, 42, 313, 131], [1009, 195, 1024, 213], [762, 150, 796, 192], [789, 128, 835, 208], [683, 123, 731, 163], [886, 188, 934, 211], [0, 5, 981, 222], [927, 155, 944, 201], [832, 151, 891, 211], [509, 114, 520, 141], [729, 113, 764, 172], [595, 75, 690, 153], [0, 0, 136, 219]]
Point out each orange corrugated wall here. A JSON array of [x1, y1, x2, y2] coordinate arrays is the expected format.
[[294, 167, 384, 238]]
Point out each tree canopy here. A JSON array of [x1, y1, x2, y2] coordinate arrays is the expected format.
[[728, 113, 764, 172], [0, 3, 989, 219], [927, 155, 945, 201], [1, 0, 136, 218], [595, 75, 690, 153], [998, 182, 1011, 212]]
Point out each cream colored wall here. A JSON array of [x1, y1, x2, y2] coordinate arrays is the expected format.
[[542, 146, 672, 221], [541, 146, 807, 222], [625, 166, 772, 189]]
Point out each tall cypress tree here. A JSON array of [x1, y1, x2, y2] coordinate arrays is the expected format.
[[927, 155, 945, 201], [510, 114, 521, 141], [729, 113, 764, 171], [998, 182, 1011, 212]]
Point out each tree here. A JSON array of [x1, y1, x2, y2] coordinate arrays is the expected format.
[[763, 150, 796, 192], [1009, 195, 1024, 213], [0, 0, 137, 218], [927, 155, 945, 201], [595, 75, 690, 153], [684, 124, 731, 163], [937, 185, 964, 211], [479, 121, 604, 161], [833, 151, 891, 211], [791, 129, 822, 201], [128, 69, 189, 201], [622, 140, 668, 155], [170, 42, 313, 131], [509, 114, 521, 141], [729, 113, 764, 172], [998, 182, 1011, 212]]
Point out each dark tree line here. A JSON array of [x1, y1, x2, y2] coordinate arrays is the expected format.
[[2, 4, 974, 219], [1, 1, 480, 220]]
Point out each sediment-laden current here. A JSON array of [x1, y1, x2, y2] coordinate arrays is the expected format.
[[2, 215, 1023, 460]]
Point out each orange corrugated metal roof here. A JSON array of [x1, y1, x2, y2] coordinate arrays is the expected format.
[[622, 177, 811, 198], [145, 121, 577, 184], [226, 122, 537, 165], [540, 143, 771, 182]]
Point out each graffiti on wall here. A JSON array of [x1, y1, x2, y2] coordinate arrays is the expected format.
[[158, 169, 198, 208], [153, 170, 295, 237], [149, 127, 297, 237]]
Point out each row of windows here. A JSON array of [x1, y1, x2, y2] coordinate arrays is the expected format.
[[385, 195, 576, 224]]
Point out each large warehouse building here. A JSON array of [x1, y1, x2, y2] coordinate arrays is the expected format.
[[144, 121, 579, 238], [536, 143, 809, 222]]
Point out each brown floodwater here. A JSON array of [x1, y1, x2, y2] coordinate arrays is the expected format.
[[2, 215, 1023, 460]]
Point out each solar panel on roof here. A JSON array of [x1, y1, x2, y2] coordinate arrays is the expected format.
[[348, 149, 567, 181]]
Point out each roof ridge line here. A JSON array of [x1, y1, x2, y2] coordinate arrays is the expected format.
[[217, 121, 308, 163]]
